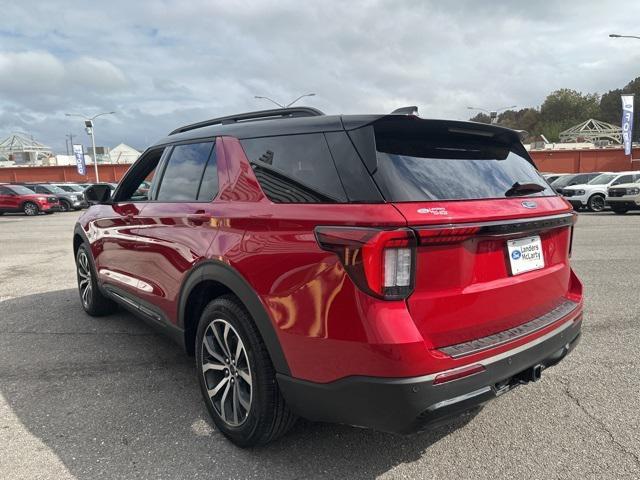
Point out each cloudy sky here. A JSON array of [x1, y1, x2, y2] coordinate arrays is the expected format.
[[1, 0, 639, 153]]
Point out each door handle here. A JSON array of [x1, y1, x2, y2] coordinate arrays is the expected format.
[[187, 211, 210, 226]]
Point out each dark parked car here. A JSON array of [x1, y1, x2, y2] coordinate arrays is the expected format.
[[550, 172, 602, 192], [22, 183, 87, 211], [74, 107, 583, 447], [0, 184, 59, 215]]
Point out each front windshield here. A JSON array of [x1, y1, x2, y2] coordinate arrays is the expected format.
[[44, 185, 66, 193], [588, 174, 616, 185], [551, 175, 577, 188], [8, 185, 36, 195], [57, 184, 83, 192]]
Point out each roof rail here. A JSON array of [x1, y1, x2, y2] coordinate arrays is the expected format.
[[169, 107, 325, 135]]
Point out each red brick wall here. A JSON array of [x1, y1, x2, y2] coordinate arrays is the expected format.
[[530, 147, 640, 173], [0, 164, 132, 183]]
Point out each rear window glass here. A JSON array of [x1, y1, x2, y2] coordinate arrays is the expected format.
[[240, 134, 347, 203], [372, 125, 554, 202]]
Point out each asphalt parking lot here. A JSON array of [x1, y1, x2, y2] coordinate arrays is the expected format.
[[0, 211, 639, 479]]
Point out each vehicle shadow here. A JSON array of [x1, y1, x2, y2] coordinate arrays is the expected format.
[[0, 289, 477, 479]]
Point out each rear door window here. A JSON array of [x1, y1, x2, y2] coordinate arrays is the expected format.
[[156, 142, 215, 201], [240, 134, 347, 203], [612, 174, 634, 185]]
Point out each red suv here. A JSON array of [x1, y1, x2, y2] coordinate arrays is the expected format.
[[0, 184, 60, 215], [75, 107, 583, 447]]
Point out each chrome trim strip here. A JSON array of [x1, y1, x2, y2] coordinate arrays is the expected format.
[[414, 212, 575, 238], [105, 288, 140, 311], [439, 300, 579, 358]]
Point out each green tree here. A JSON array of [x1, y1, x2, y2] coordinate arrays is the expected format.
[[469, 112, 491, 124], [539, 89, 600, 141], [599, 88, 623, 124], [497, 108, 541, 135]]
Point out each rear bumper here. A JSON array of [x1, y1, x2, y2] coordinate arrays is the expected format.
[[277, 316, 581, 434]]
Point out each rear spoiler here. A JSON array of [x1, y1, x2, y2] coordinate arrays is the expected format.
[[343, 115, 533, 174]]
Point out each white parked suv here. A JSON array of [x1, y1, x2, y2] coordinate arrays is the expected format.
[[560, 172, 640, 212], [606, 179, 640, 214]]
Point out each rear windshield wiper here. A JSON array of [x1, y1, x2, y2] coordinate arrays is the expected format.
[[504, 182, 546, 197]]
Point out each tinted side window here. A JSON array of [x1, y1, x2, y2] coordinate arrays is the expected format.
[[240, 134, 347, 203], [197, 148, 219, 201], [0, 186, 11, 194], [114, 148, 165, 202], [156, 142, 214, 201], [614, 175, 633, 185]]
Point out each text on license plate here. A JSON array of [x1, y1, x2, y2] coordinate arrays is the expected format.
[[507, 235, 545, 275]]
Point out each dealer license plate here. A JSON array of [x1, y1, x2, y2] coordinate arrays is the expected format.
[[507, 235, 545, 275]]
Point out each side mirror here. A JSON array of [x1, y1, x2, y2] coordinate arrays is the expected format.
[[85, 184, 112, 205]]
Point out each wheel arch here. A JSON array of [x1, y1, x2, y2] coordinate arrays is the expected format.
[[179, 260, 290, 376], [73, 224, 90, 257]]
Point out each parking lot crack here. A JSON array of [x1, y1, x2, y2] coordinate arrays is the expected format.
[[560, 378, 640, 469]]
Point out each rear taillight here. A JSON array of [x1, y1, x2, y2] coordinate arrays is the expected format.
[[314, 226, 416, 300], [416, 226, 480, 245], [569, 212, 578, 258]]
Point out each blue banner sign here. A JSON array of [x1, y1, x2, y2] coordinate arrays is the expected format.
[[621, 94, 634, 156], [73, 144, 87, 176]]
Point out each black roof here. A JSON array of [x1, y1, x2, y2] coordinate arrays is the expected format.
[[150, 106, 524, 148]]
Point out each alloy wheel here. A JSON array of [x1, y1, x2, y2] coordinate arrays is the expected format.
[[23, 203, 38, 216], [59, 201, 70, 212], [201, 319, 252, 427], [77, 250, 93, 308], [590, 195, 605, 212]]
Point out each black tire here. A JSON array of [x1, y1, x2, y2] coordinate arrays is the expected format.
[[612, 207, 629, 215], [59, 200, 71, 212], [587, 194, 605, 212], [196, 295, 296, 447], [23, 202, 39, 216], [76, 244, 118, 316]]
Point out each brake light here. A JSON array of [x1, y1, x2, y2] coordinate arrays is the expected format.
[[314, 226, 416, 300]]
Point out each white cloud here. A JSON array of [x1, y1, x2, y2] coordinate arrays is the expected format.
[[1, 0, 640, 152]]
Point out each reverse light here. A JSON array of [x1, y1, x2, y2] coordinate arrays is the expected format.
[[314, 226, 416, 300]]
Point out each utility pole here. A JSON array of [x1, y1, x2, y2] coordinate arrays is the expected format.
[[65, 133, 74, 155], [65, 112, 115, 182], [467, 105, 517, 124], [254, 93, 316, 109]]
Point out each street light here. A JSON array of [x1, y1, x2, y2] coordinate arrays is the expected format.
[[609, 33, 640, 40], [467, 105, 517, 124], [65, 112, 115, 182], [254, 93, 316, 109]]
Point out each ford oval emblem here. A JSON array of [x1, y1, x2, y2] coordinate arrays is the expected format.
[[521, 201, 537, 209]]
